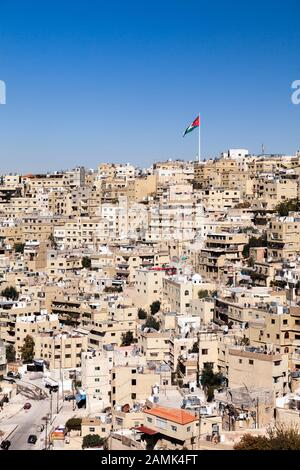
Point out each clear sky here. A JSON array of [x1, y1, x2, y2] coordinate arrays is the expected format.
[[0, 0, 299, 173]]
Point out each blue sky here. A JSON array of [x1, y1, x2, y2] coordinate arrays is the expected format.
[[0, 0, 299, 173]]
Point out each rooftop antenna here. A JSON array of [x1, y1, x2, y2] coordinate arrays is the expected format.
[[262, 144, 265, 155]]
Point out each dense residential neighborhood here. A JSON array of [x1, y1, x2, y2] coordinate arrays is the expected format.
[[1, 150, 300, 450]]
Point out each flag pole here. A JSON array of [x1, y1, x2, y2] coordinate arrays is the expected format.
[[198, 112, 201, 163]]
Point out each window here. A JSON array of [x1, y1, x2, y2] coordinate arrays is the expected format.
[[171, 425, 177, 432], [95, 366, 100, 371], [201, 349, 208, 355], [187, 426, 191, 432], [147, 417, 153, 423], [156, 418, 167, 429], [249, 360, 254, 365], [239, 359, 242, 364], [131, 379, 136, 386], [89, 427, 95, 433], [131, 393, 136, 400]]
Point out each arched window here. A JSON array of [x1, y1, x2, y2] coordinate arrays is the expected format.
[[184, 290, 189, 296]]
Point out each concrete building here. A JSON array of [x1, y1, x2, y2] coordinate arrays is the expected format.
[[228, 346, 289, 398]]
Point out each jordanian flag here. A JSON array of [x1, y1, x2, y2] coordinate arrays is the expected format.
[[183, 115, 200, 137]]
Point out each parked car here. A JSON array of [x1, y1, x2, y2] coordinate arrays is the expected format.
[[64, 394, 75, 401], [0, 440, 11, 450], [27, 435, 37, 444], [24, 402, 31, 410]]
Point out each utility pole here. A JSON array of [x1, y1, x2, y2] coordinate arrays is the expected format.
[[56, 388, 59, 414], [198, 410, 201, 450], [60, 336, 64, 405], [50, 390, 53, 423], [72, 369, 76, 411], [44, 416, 48, 451]]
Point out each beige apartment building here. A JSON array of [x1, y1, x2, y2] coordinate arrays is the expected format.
[[127, 175, 157, 202], [138, 329, 170, 363], [0, 299, 44, 345], [198, 232, 248, 281], [34, 331, 88, 369], [87, 318, 137, 348], [134, 268, 165, 309], [162, 277, 203, 314], [143, 405, 199, 448], [190, 298, 215, 324], [14, 313, 59, 358], [111, 365, 169, 407], [81, 417, 111, 440], [228, 347, 289, 398], [267, 215, 300, 262], [248, 305, 300, 368], [199, 188, 241, 211], [253, 178, 298, 208], [81, 347, 113, 412], [248, 155, 300, 175]]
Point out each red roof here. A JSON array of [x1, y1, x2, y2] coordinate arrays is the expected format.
[[144, 406, 197, 425], [134, 425, 158, 435]]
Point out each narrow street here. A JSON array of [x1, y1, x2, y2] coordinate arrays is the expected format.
[[1, 378, 87, 450], [8, 398, 52, 450]]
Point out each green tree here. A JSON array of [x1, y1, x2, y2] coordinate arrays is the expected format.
[[234, 201, 251, 209], [198, 289, 209, 299], [13, 243, 25, 254], [20, 335, 35, 363], [234, 424, 300, 450], [248, 256, 255, 268], [242, 234, 267, 258], [200, 363, 224, 402], [48, 233, 57, 249], [65, 418, 82, 431], [82, 434, 104, 449], [1, 286, 19, 300], [103, 285, 122, 293], [143, 316, 160, 331], [138, 308, 147, 320], [275, 198, 300, 217], [189, 342, 199, 354], [5, 344, 16, 363], [234, 433, 270, 450], [239, 336, 250, 346], [150, 300, 161, 315], [81, 256, 91, 269], [121, 331, 136, 346]]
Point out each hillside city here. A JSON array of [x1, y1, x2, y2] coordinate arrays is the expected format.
[[1, 148, 300, 450]]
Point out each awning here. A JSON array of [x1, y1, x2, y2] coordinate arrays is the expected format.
[[134, 426, 158, 436]]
